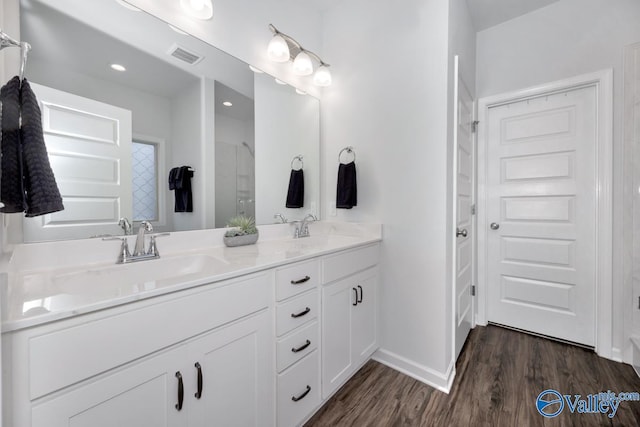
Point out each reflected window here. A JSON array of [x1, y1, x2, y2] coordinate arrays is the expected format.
[[132, 141, 158, 221]]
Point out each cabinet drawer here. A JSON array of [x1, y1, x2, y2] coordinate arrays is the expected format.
[[276, 290, 318, 336], [277, 321, 318, 373], [322, 244, 379, 284], [28, 273, 270, 400], [277, 351, 320, 427], [275, 259, 319, 301]]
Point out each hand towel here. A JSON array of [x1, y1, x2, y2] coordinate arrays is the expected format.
[[0, 76, 25, 213], [286, 169, 304, 208], [20, 79, 64, 217], [0, 77, 64, 216], [168, 166, 193, 212], [336, 161, 357, 209]]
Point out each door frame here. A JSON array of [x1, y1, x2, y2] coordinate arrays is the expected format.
[[476, 69, 614, 359]]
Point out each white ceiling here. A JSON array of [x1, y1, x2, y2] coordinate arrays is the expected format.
[[466, 0, 561, 31]]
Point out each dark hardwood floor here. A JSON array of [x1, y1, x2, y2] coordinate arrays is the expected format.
[[305, 325, 640, 426]]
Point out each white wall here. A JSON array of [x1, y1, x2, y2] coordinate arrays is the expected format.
[[254, 73, 320, 225], [171, 79, 204, 231], [321, 0, 471, 390], [476, 0, 640, 362]]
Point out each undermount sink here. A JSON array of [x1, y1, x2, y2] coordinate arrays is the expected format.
[[53, 254, 225, 290]]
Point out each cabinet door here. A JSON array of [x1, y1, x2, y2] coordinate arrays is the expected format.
[[32, 346, 187, 427], [351, 271, 377, 362], [187, 310, 274, 427], [321, 278, 355, 399]]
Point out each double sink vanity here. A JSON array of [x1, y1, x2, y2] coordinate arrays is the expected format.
[[1, 221, 381, 426]]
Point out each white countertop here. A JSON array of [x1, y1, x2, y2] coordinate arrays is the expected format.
[[1, 222, 381, 332]]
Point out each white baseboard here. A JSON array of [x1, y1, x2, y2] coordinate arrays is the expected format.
[[372, 348, 455, 394]]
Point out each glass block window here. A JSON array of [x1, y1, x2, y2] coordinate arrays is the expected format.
[[132, 141, 158, 221]]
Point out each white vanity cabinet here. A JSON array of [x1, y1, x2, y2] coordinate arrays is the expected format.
[[321, 244, 379, 399], [3, 273, 274, 427]]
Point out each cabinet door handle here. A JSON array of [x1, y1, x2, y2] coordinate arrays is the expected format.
[[290, 276, 311, 285], [357, 285, 363, 303], [291, 339, 311, 353], [291, 385, 311, 402], [175, 371, 184, 411], [291, 307, 311, 318], [352, 288, 358, 306], [194, 362, 203, 399]]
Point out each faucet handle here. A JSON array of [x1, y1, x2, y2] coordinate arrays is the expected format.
[[102, 237, 131, 263], [147, 233, 170, 256]]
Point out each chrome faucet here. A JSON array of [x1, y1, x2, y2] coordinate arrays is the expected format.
[[103, 220, 169, 264], [274, 213, 288, 224], [294, 214, 318, 238]]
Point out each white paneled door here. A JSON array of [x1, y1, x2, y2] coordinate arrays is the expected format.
[[486, 86, 597, 346], [454, 57, 475, 360], [24, 83, 132, 242]]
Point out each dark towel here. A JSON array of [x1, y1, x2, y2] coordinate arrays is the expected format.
[[168, 166, 193, 212], [286, 169, 304, 208], [0, 77, 64, 216], [21, 79, 64, 217], [336, 161, 357, 209], [0, 76, 25, 213]]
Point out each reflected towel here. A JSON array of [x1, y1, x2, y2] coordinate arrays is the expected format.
[[336, 161, 357, 209], [169, 166, 193, 212], [0, 76, 25, 213], [286, 169, 304, 208]]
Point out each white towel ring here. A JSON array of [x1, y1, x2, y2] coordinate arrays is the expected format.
[[291, 155, 303, 171], [339, 146, 356, 164]]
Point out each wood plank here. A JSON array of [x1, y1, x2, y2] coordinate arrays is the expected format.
[[305, 325, 640, 426]]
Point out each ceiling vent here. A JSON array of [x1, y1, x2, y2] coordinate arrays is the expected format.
[[167, 44, 203, 65]]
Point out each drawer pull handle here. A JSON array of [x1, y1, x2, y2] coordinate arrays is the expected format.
[[291, 276, 311, 285], [175, 371, 184, 411], [357, 285, 363, 303], [352, 288, 358, 306], [292, 385, 311, 402], [291, 339, 311, 353], [194, 362, 203, 399], [291, 307, 311, 318]]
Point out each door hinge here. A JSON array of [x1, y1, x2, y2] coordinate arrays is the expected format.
[[638, 296, 640, 310], [471, 204, 476, 215], [471, 120, 479, 134], [471, 285, 476, 297]]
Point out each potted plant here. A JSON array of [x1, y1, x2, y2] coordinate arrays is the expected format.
[[223, 215, 259, 247]]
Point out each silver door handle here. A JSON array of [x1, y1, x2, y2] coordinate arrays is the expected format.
[[490, 222, 500, 230], [456, 228, 468, 238]]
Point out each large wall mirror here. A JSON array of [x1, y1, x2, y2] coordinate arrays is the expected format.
[[15, 0, 320, 243]]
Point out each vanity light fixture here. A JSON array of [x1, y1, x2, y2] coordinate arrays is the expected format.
[[222, 101, 233, 107], [110, 63, 126, 72], [180, 0, 213, 20], [267, 24, 332, 87]]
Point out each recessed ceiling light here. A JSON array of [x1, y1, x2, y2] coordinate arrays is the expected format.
[[295, 88, 307, 95], [115, 0, 141, 12], [275, 78, 287, 85], [110, 63, 126, 72], [249, 65, 264, 74], [223, 101, 233, 107], [168, 24, 189, 35]]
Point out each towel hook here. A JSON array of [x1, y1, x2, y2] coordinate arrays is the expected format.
[[338, 146, 356, 164], [291, 155, 303, 171]]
